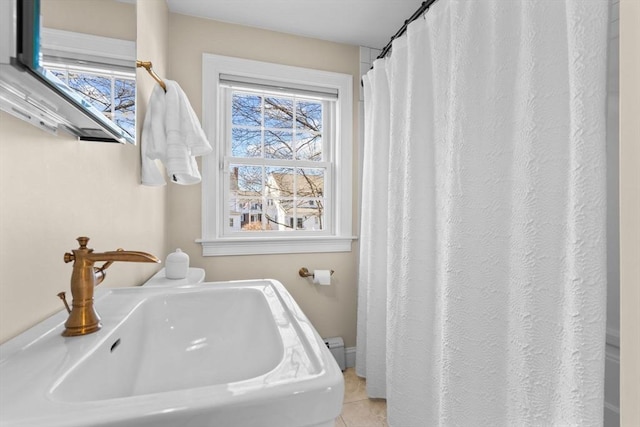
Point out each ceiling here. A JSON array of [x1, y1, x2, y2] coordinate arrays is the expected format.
[[165, 0, 423, 49]]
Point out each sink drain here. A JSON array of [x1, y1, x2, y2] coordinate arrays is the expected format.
[[110, 338, 121, 353]]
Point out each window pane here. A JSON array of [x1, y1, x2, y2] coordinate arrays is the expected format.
[[264, 130, 293, 159], [221, 86, 336, 239], [113, 78, 135, 138], [296, 168, 325, 198], [227, 198, 242, 231], [232, 93, 262, 126], [41, 64, 136, 138], [296, 100, 322, 132], [265, 167, 294, 198], [49, 69, 66, 83], [236, 199, 268, 231], [67, 72, 111, 113], [232, 128, 262, 157], [264, 97, 293, 128], [265, 198, 294, 231], [295, 206, 325, 231], [263, 198, 290, 231], [231, 165, 263, 194], [296, 132, 322, 161]]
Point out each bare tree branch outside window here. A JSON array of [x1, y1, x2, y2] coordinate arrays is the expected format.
[[47, 66, 136, 139], [229, 90, 326, 232]]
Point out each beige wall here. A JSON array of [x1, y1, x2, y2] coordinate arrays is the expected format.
[[42, 0, 136, 39], [0, 0, 168, 343], [166, 13, 361, 347], [619, 0, 640, 425]]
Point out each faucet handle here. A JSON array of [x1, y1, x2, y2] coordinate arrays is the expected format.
[[57, 292, 71, 314], [64, 237, 91, 263]]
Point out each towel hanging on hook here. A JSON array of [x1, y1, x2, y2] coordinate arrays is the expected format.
[[136, 60, 167, 92]]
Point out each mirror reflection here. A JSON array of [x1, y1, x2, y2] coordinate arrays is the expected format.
[[40, 0, 136, 143]]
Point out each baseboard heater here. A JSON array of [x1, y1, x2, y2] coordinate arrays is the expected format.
[[323, 336, 346, 371]]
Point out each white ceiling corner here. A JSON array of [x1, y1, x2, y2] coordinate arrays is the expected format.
[[165, 0, 423, 49]]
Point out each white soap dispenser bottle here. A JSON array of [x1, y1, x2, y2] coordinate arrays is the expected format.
[[165, 248, 189, 279]]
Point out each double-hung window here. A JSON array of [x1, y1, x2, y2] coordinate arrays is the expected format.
[[200, 54, 354, 256]]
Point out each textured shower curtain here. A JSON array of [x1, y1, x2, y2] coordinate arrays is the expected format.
[[356, 0, 610, 426]]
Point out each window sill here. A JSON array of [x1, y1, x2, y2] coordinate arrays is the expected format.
[[197, 236, 357, 256]]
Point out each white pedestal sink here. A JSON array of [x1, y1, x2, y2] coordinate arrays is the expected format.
[[0, 280, 344, 427]]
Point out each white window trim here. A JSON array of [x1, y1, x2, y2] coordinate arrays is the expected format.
[[41, 28, 136, 69], [199, 53, 354, 256]]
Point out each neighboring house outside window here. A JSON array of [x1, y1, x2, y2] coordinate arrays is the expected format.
[[265, 171, 324, 231], [199, 54, 354, 256]]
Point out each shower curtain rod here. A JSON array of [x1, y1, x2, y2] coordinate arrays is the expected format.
[[362, 0, 439, 85], [376, 0, 439, 60]]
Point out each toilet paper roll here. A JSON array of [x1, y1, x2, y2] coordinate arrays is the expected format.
[[313, 270, 332, 285]]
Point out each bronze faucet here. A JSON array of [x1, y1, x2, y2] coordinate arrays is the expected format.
[[57, 236, 160, 337]]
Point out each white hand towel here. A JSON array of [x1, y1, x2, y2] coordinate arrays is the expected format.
[[141, 84, 167, 186], [164, 80, 212, 184], [141, 80, 212, 186]]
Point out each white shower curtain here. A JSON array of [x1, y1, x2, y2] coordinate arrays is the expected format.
[[356, 1, 610, 426]]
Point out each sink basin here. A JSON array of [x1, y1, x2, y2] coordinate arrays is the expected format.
[[0, 280, 344, 427]]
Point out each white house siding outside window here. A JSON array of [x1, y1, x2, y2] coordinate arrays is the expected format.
[[200, 54, 354, 256]]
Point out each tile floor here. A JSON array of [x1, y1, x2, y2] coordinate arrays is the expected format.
[[336, 368, 388, 427]]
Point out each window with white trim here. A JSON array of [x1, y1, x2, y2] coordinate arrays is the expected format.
[[40, 28, 136, 142], [43, 63, 135, 139], [199, 54, 354, 256]]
